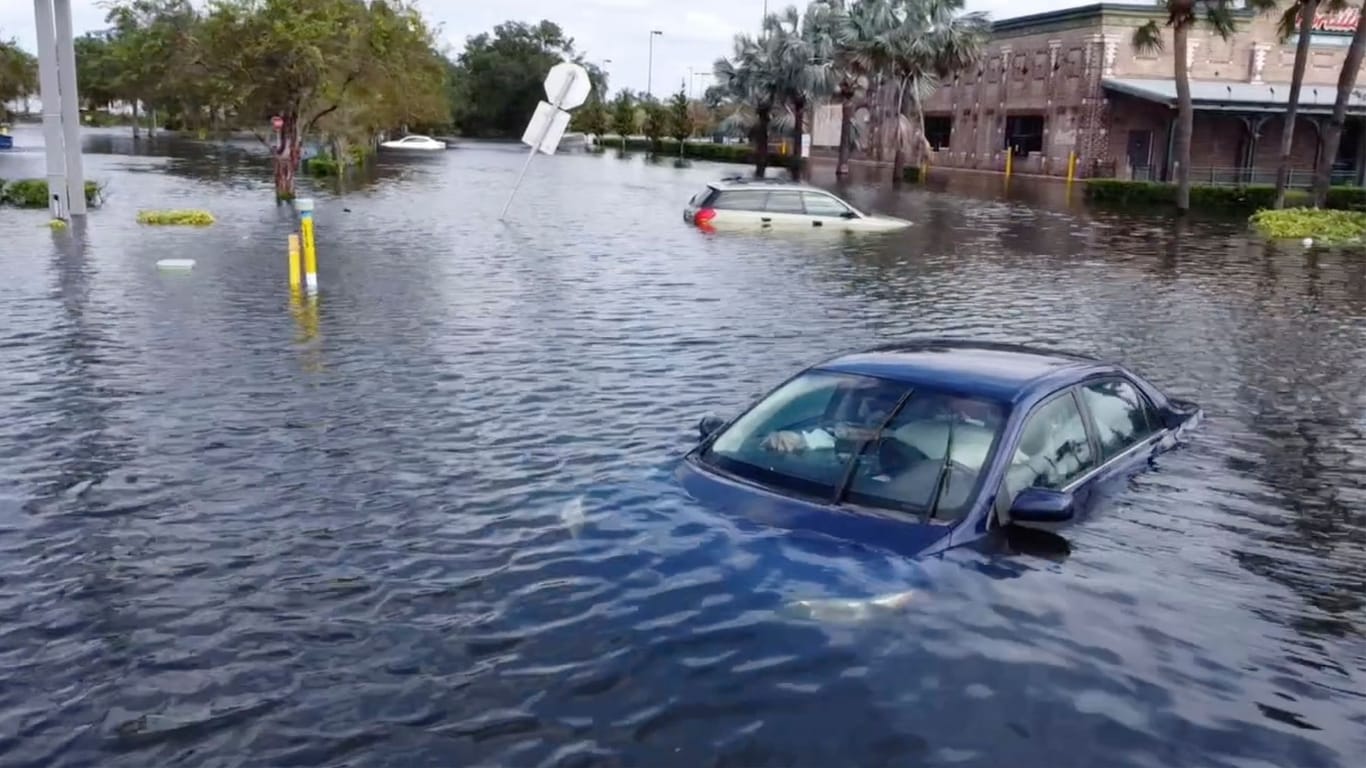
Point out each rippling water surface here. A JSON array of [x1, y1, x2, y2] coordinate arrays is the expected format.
[[1, 126, 1364, 767]]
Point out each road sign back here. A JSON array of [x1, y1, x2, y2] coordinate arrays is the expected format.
[[543, 62, 592, 110]]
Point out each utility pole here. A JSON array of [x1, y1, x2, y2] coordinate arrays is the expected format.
[[647, 30, 662, 99], [31, 0, 86, 219]]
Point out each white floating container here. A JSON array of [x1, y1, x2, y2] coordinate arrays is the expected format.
[[156, 259, 196, 270]]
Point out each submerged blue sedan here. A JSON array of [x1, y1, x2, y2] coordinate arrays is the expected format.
[[679, 340, 1200, 559]]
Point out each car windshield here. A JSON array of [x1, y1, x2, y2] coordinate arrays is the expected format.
[[701, 371, 1007, 519]]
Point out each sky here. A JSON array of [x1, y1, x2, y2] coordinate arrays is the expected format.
[[1, 0, 1099, 98]]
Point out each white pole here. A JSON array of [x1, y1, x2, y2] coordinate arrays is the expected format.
[[54, 0, 86, 215], [32, 0, 67, 220], [498, 73, 577, 221]]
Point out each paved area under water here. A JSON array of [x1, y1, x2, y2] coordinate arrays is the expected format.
[[1, 126, 1364, 767]]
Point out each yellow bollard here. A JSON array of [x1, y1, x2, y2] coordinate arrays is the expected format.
[[1004, 149, 1013, 180], [288, 233, 301, 291], [298, 198, 318, 294], [1067, 151, 1077, 184]]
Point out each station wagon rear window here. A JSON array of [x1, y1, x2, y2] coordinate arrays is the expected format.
[[709, 190, 769, 210]]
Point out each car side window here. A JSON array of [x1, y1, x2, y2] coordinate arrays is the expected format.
[[764, 191, 806, 214], [1079, 378, 1157, 461], [1005, 392, 1096, 498], [711, 190, 768, 210], [802, 193, 852, 217]]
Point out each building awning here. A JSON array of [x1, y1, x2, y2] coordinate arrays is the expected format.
[[1102, 77, 1366, 115]]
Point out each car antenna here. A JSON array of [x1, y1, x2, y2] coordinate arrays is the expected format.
[[924, 413, 957, 521]]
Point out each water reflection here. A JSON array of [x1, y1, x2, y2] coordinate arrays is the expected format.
[[0, 124, 1364, 767]]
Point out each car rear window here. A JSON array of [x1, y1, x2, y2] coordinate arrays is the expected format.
[[689, 186, 718, 207], [710, 190, 769, 210]]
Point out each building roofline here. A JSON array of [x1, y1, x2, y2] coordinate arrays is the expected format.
[[991, 3, 1158, 33]]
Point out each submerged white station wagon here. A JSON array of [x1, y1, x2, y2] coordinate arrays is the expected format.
[[684, 178, 912, 232]]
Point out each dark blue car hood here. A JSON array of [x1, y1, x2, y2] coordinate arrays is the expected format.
[[676, 457, 956, 560]]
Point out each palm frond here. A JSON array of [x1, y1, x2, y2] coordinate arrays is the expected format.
[[1204, 5, 1238, 41], [1275, 4, 1302, 43], [1133, 20, 1164, 54]]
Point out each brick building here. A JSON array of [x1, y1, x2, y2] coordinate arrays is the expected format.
[[810, 2, 1366, 184]]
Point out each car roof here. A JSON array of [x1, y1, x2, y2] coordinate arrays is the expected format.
[[815, 339, 1113, 404], [707, 177, 832, 193]]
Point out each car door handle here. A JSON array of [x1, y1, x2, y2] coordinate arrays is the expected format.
[[812, 220, 822, 227]]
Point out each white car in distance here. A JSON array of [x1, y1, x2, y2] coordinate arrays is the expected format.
[[684, 178, 911, 232], [380, 134, 447, 151]]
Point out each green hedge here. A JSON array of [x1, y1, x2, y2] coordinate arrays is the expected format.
[[1084, 179, 1366, 212], [304, 156, 341, 177], [609, 136, 754, 164], [1, 178, 101, 208], [1250, 207, 1366, 242]]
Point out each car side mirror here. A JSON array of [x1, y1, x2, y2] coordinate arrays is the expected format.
[[697, 414, 726, 441], [1009, 487, 1075, 524]]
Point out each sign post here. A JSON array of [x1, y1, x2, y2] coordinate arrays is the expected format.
[[499, 62, 593, 220]]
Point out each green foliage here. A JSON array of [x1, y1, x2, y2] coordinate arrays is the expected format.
[[1, 179, 102, 208], [572, 94, 609, 137], [447, 20, 604, 138], [611, 137, 752, 164], [668, 86, 693, 144], [641, 100, 668, 151], [0, 35, 38, 113], [1080, 179, 1360, 211], [74, 32, 121, 110], [902, 165, 922, 183], [305, 156, 342, 177], [1249, 207, 1366, 242], [610, 92, 637, 142], [137, 209, 215, 226]]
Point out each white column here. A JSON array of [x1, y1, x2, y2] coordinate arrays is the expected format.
[[32, 0, 68, 220], [54, 0, 86, 215]]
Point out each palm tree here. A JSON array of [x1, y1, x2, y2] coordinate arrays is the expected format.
[[714, 33, 779, 177], [1134, 0, 1272, 212], [1273, 0, 1347, 208], [884, 0, 988, 183], [832, 0, 897, 175], [1312, 10, 1366, 206], [766, 4, 838, 180]]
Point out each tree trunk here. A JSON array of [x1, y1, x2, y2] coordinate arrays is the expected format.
[[891, 80, 909, 184], [1275, 0, 1319, 208], [149, 107, 157, 137], [1313, 9, 1366, 206], [132, 100, 140, 140], [790, 100, 805, 180], [1173, 22, 1193, 212], [754, 108, 770, 178], [274, 114, 302, 201], [837, 94, 854, 176]]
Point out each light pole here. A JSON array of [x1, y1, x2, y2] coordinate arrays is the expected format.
[[647, 30, 662, 99]]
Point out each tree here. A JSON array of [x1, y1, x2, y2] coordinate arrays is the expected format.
[[106, 0, 202, 137], [668, 84, 692, 153], [766, 4, 838, 180], [194, 0, 448, 200], [74, 33, 121, 112], [1273, 0, 1347, 208], [642, 98, 667, 153], [883, 0, 987, 184], [1312, 10, 1366, 206], [610, 91, 636, 148], [0, 36, 38, 120], [714, 33, 779, 177], [446, 20, 603, 138], [573, 93, 609, 144], [1134, 1, 1271, 212], [832, 0, 896, 176]]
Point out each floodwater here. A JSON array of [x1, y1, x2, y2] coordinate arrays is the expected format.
[[1, 125, 1364, 767]]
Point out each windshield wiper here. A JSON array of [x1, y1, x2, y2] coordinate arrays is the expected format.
[[833, 388, 915, 503], [924, 415, 957, 521]]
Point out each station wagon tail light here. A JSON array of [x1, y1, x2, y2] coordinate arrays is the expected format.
[[694, 207, 717, 225]]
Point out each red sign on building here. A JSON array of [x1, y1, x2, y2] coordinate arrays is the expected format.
[[1313, 7, 1361, 33]]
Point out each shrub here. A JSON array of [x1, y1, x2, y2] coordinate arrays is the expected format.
[[1085, 179, 1345, 212], [305, 156, 341, 177], [1, 178, 102, 208], [1249, 207, 1366, 243], [607, 136, 753, 164], [902, 166, 922, 183], [136, 209, 216, 226]]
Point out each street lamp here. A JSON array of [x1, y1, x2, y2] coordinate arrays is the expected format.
[[647, 30, 663, 99]]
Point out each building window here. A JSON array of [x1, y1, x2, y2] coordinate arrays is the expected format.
[[925, 116, 952, 150], [1005, 114, 1045, 156]]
